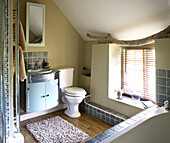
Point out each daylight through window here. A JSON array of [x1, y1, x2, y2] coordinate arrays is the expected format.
[[122, 47, 156, 102]]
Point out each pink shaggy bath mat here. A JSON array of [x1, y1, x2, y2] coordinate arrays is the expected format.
[[26, 116, 89, 143]]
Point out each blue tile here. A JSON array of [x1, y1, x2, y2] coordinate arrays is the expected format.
[[156, 77, 159, 84], [89, 106, 92, 110], [92, 109, 96, 117], [111, 125, 122, 132], [118, 118, 122, 122], [43, 52, 48, 57], [116, 120, 121, 125], [167, 79, 170, 87], [156, 69, 159, 77], [101, 113, 105, 121], [167, 70, 170, 78], [103, 129, 116, 136], [94, 133, 107, 141], [156, 85, 159, 94], [23, 52, 27, 58], [115, 117, 119, 121], [106, 115, 109, 122], [84, 138, 99, 143], [90, 109, 92, 114], [159, 78, 166, 86], [156, 94, 159, 101], [167, 87, 170, 96], [28, 52, 32, 57], [109, 114, 113, 119], [96, 112, 100, 118], [33, 52, 37, 57], [110, 118, 114, 125], [97, 109, 101, 114], [86, 107, 90, 113], [99, 110, 103, 116], [113, 119, 118, 125], [158, 86, 166, 95], [159, 95, 166, 103], [159, 69, 166, 77]]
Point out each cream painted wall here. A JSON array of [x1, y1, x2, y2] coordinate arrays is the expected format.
[[90, 44, 142, 117], [13, 0, 84, 86], [155, 38, 170, 69], [82, 41, 98, 68], [108, 44, 122, 99], [78, 41, 98, 93]]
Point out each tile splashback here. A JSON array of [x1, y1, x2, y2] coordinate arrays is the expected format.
[[156, 69, 170, 108], [23, 52, 48, 70], [84, 102, 126, 125], [82, 96, 129, 125]]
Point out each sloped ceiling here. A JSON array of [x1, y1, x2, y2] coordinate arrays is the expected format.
[[54, 0, 170, 41]]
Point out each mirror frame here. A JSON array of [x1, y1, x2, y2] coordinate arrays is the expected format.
[[26, 2, 46, 47]]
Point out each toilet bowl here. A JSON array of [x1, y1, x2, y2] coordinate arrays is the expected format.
[[62, 87, 86, 118]]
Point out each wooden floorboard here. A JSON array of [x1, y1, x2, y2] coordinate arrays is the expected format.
[[21, 109, 112, 143]]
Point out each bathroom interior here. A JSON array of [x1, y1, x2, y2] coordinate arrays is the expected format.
[[0, 0, 170, 143]]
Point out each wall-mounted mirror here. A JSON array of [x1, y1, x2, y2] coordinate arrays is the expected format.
[[26, 2, 45, 47]]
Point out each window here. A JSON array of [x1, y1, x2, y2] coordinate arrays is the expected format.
[[122, 47, 156, 102]]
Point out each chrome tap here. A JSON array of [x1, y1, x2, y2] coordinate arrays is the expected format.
[[34, 61, 39, 69]]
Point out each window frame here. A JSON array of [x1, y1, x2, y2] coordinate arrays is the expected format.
[[121, 45, 155, 102]]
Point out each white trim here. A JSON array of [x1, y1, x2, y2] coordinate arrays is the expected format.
[[20, 104, 66, 121]]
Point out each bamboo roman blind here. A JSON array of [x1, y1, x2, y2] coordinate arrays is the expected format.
[[122, 47, 156, 102]]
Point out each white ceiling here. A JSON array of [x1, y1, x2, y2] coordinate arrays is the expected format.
[[54, 0, 170, 41]]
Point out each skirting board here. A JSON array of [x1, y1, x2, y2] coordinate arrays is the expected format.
[[20, 104, 66, 121]]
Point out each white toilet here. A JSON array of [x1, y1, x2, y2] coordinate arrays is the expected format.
[[58, 68, 86, 118]]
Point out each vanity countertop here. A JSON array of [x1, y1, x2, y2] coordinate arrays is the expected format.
[[26, 69, 59, 76]]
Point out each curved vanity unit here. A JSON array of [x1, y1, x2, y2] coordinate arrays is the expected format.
[[20, 71, 60, 113], [27, 68, 52, 74], [27, 72, 57, 83]]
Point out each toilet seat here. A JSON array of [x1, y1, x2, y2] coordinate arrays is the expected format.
[[64, 87, 86, 97]]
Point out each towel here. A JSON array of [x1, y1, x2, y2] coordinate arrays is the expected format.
[[13, 21, 27, 81], [13, 21, 27, 51], [13, 46, 27, 82], [19, 21, 27, 51], [19, 46, 27, 81]]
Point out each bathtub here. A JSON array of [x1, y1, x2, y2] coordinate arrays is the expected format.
[[103, 107, 170, 143]]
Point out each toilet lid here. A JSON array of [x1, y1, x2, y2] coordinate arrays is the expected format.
[[64, 87, 86, 97]]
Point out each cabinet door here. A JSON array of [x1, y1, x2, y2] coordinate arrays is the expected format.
[[28, 82, 46, 112], [45, 79, 59, 109]]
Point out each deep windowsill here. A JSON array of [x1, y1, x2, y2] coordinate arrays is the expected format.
[[110, 96, 155, 109]]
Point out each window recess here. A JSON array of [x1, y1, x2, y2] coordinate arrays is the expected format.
[[122, 46, 156, 102]]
